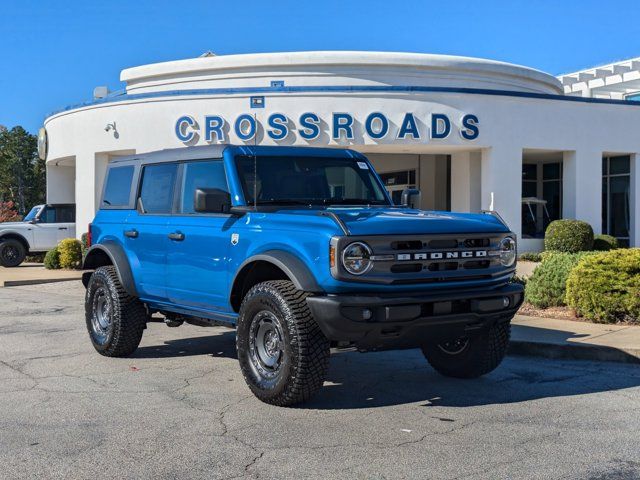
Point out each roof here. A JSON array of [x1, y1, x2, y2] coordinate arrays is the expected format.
[[557, 57, 640, 99]]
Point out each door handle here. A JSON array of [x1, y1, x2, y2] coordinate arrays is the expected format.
[[168, 232, 185, 241], [124, 229, 139, 238], [58, 227, 68, 230]]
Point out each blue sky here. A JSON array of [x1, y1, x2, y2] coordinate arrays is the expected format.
[[2, 0, 639, 133]]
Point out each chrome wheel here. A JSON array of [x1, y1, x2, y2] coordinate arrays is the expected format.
[[91, 286, 112, 345], [249, 310, 285, 380], [437, 337, 470, 355]]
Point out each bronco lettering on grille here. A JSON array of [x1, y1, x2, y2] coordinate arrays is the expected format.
[[397, 250, 488, 261]]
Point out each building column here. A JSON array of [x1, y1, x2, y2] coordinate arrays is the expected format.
[[46, 163, 75, 204], [75, 150, 99, 237], [450, 151, 481, 212], [480, 145, 523, 239], [562, 149, 602, 234], [631, 153, 640, 247]]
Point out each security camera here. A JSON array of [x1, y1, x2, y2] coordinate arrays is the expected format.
[[105, 122, 116, 132]]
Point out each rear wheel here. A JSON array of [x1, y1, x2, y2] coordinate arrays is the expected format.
[[84, 266, 147, 357], [236, 280, 330, 406], [0, 239, 26, 267], [422, 322, 511, 378]]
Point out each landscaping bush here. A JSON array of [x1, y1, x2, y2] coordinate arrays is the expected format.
[[58, 238, 83, 269], [544, 219, 594, 253], [566, 249, 640, 324], [593, 234, 618, 251], [80, 232, 89, 256], [519, 252, 542, 262], [44, 247, 60, 270], [525, 251, 595, 308]]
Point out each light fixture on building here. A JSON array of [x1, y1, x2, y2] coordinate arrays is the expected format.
[[105, 122, 116, 133]]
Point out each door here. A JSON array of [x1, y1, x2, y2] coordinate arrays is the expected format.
[[166, 159, 231, 311], [31, 206, 61, 250], [125, 162, 178, 300], [53, 205, 76, 242]]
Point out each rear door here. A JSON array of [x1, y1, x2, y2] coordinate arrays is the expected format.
[[53, 205, 76, 242], [125, 162, 178, 301], [166, 159, 231, 311]]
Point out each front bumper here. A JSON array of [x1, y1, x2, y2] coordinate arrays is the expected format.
[[306, 283, 524, 351]]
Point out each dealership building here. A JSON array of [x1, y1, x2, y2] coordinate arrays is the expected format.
[[42, 51, 640, 250]]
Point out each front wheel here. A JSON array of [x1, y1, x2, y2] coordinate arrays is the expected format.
[[422, 322, 511, 379], [0, 239, 26, 267], [84, 266, 147, 357], [236, 280, 330, 406]]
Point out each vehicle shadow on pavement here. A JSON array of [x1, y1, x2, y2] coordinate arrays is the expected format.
[[133, 331, 238, 359], [304, 349, 640, 410]]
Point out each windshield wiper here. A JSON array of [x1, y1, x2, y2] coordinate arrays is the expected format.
[[323, 198, 387, 206], [255, 199, 314, 205]]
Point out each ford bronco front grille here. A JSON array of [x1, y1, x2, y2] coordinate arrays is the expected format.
[[331, 233, 514, 286]]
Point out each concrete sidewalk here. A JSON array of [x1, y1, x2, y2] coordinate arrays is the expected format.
[[511, 315, 640, 364], [0, 263, 83, 287]]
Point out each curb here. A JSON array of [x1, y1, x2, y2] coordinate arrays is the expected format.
[[2, 277, 83, 287], [509, 340, 640, 364]]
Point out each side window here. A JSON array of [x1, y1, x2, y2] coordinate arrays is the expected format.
[[139, 163, 178, 214], [180, 160, 229, 214], [55, 206, 75, 222], [103, 166, 134, 207], [39, 207, 56, 223]]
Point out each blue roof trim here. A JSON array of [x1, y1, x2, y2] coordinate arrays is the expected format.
[[47, 84, 640, 117]]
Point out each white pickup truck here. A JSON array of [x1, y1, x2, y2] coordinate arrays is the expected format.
[[0, 204, 76, 267]]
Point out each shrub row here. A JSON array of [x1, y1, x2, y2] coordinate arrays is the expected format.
[[44, 238, 83, 270]]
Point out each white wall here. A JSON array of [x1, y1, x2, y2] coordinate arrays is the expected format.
[[46, 164, 75, 204]]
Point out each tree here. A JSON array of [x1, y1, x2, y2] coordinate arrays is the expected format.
[[0, 201, 21, 222], [0, 126, 45, 215]]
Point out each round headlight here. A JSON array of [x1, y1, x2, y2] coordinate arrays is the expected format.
[[499, 237, 517, 267], [342, 242, 373, 275]]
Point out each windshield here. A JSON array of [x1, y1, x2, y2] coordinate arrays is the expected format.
[[23, 205, 42, 222], [235, 155, 390, 206]]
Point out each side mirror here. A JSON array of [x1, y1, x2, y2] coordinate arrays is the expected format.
[[401, 188, 421, 209], [194, 188, 231, 213]]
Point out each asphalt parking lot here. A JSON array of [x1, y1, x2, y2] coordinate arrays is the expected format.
[[1, 281, 639, 480]]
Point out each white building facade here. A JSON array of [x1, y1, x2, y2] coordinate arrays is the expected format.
[[42, 51, 640, 251]]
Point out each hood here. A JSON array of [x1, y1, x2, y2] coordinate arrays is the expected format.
[[0, 222, 26, 228], [317, 208, 510, 235]]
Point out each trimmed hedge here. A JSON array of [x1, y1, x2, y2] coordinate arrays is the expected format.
[[58, 238, 83, 269], [519, 252, 542, 263], [566, 249, 640, 324], [80, 232, 89, 255], [544, 220, 594, 253], [44, 247, 60, 270], [525, 252, 595, 308], [593, 234, 618, 251]]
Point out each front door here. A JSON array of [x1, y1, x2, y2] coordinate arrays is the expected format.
[[125, 162, 178, 301], [31, 205, 61, 250], [165, 159, 232, 311]]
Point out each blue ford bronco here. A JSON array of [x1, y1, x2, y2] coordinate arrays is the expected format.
[[82, 145, 523, 406]]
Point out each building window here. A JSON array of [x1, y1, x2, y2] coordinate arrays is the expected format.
[[379, 170, 417, 205], [602, 155, 631, 246], [521, 162, 562, 238]]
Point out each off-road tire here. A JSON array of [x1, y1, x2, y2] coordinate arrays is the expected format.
[[236, 280, 330, 406], [85, 266, 147, 357], [0, 239, 26, 267], [422, 322, 511, 379]]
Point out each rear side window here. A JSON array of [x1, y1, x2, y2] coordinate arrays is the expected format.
[[103, 166, 134, 207], [139, 163, 178, 214], [55, 205, 75, 222], [180, 160, 228, 214]]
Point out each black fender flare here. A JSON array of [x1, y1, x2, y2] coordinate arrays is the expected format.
[[0, 232, 31, 252], [83, 242, 138, 297], [231, 250, 323, 297]]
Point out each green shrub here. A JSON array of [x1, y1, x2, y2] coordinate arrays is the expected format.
[[80, 232, 89, 256], [593, 234, 618, 251], [566, 249, 640, 324], [525, 251, 595, 308], [519, 252, 542, 262], [44, 247, 60, 270], [58, 238, 83, 269], [544, 220, 594, 253]]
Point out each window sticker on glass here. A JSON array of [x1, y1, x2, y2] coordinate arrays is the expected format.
[[357, 161, 369, 170]]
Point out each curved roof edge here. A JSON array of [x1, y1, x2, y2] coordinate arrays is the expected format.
[[121, 51, 563, 94]]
